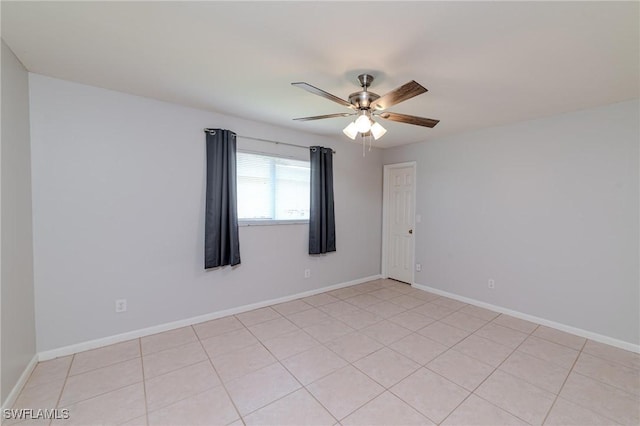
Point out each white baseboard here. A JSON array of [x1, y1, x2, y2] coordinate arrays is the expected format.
[[413, 282, 640, 354], [38, 274, 382, 361], [1, 354, 38, 412]]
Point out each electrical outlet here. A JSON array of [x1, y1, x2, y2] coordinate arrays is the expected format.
[[488, 279, 495, 289], [304, 269, 311, 278], [416, 263, 422, 272], [115, 299, 127, 313]]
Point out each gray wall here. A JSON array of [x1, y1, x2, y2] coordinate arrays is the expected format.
[[383, 100, 639, 345], [28, 74, 383, 352], [1, 40, 36, 404]]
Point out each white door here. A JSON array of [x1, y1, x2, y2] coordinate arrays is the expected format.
[[386, 165, 415, 283]]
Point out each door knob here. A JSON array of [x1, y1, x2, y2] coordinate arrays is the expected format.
[[409, 229, 413, 234]]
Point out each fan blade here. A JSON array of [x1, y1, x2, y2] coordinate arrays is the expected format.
[[378, 112, 440, 128], [292, 82, 355, 109], [293, 113, 356, 121], [370, 81, 427, 111]]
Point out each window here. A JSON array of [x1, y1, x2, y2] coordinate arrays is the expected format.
[[236, 151, 310, 223]]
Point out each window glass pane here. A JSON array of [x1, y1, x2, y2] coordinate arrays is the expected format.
[[275, 159, 310, 220], [236, 152, 310, 221], [237, 153, 274, 219]]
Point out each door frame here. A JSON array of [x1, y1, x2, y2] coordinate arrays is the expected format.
[[381, 161, 417, 284]]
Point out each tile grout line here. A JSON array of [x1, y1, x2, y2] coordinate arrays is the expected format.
[[442, 314, 596, 387], [279, 371, 339, 425], [193, 324, 246, 425], [234, 311, 340, 423], [305, 283, 463, 423], [332, 291, 481, 424], [539, 338, 587, 425], [141, 375, 228, 422], [52, 354, 76, 426], [347, 352, 431, 423], [471, 320, 610, 424], [242, 309, 351, 419], [138, 338, 149, 426], [278, 296, 400, 424], [244, 280, 415, 423], [140, 334, 201, 358], [426, 326, 510, 371], [56, 373, 144, 419], [570, 369, 639, 398], [436, 322, 541, 426], [140, 332, 238, 420], [56, 360, 146, 408], [67, 353, 142, 378], [66, 355, 141, 378], [309, 328, 406, 421], [510, 335, 638, 400], [140, 327, 230, 417], [539, 339, 623, 426], [141, 338, 211, 381], [578, 348, 640, 371]]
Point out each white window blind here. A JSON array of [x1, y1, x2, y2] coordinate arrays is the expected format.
[[237, 151, 310, 221]]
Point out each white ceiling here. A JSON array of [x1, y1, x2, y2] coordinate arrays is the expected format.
[[2, 1, 638, 148]]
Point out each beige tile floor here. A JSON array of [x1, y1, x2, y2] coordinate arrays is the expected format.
[[8, 279, 640, 426]]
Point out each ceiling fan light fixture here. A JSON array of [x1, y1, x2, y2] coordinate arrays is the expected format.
[[370, 121, 387, 140], [355, 113, 372, 133], [343, 122, 358, 139]]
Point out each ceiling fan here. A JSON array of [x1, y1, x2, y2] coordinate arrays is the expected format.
[[291, 74, 439, 141]]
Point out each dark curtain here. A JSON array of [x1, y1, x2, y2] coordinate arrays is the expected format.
[[309, 146, 336, 254], [204, 129, 241, 268]]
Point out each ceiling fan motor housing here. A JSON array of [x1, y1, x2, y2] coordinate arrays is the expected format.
[[349, 75, 379, 109], [348, 91, 380, 109]]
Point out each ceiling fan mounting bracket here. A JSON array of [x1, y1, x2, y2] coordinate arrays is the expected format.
[[357, 73, 375, 89]]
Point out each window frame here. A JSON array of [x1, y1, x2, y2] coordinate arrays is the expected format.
[[236, 149, 310, 227]]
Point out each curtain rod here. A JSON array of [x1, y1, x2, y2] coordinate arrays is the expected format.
[[204, 129, 336, 154]]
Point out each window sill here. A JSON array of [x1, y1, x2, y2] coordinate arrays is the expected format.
[[239, 220, 309, 227]]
